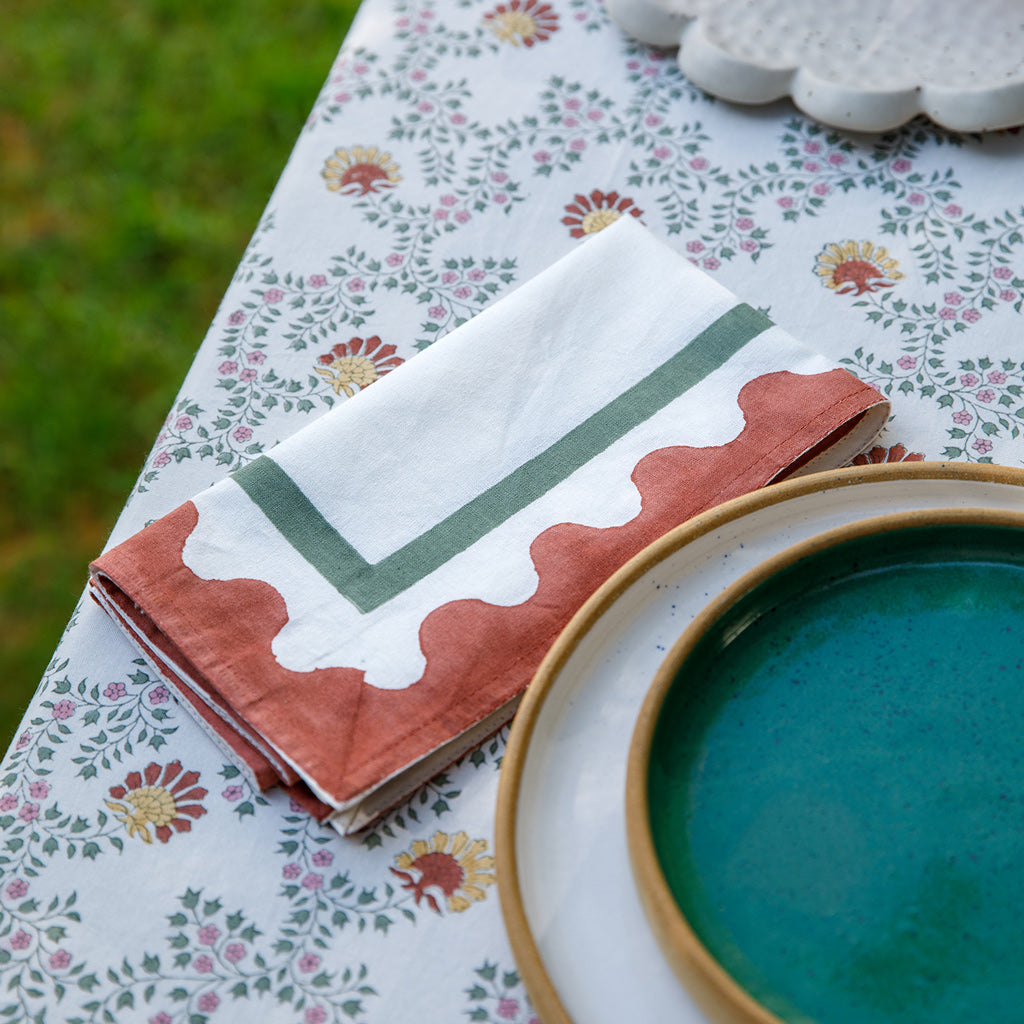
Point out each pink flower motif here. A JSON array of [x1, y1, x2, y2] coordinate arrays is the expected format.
[[52, 700, 75, 720], [450, 112, 467, 125], [263, 288, 284, 304], [153, 452, 171, 469], [49, 946, 73, 970], [298, 952, 321, 973], [455, 210, 471, 223], [429, 306, 447, 320], [497, 998, 520, 1020], [150, 1014, 173, 1024], [218, 360, 238, 375], [347, 278, 365, 292], [803, 141, 821, 154], [973, 438, 993, 454], [175, 416, 193, 431], [468, 269, 485, 281], [565, 96, 582, 110], [812, 182, 830, 196], [533, 151, 551, 163], [440, 194, 457, 206], [334, 92, 351, 103], [961, 373, 980, 386], [193, 954, 214, 973], [9, 931, 30, 951], [246, 350, 266, 365], [305, 1008, 328, 1024], [238, 368, 257, 382], [891, 159, 912, 173], [491, 171, 508, 183], [441, 271, 458, 284], [897, 356, 916, 370], [940, 307, 958, 320], [28, 781, 48, 800], [103, 681, 126, 700], [569, 139, 586, 152], [434, 208, 449, 220], [645, 114, 662, 127], [197, 993, 220, 1013], [642, 65, 658, 76], [653, 146, 671, 160], [908, 192, 925, 205], [1000, 289, 1016, 301], [15, 733, 30, 750], [686, 240, 704, 253], [989, 371, 1007, 384], [410, 69, 426, 81], [282, 863, 301, 880], [977, 389, 996, 403], [198, 925, 220, 945], [0, 794, 17, 812], [224, 943, 246, 963], [994, 266, 1013, 280], [301, 872, 324, 890], [944, 292, 963, 305], [803, 161, 820, 172], [309, 274, 327, 288], [944, 203, 963, 217], [493, 193, 508, 204], [386, 252, 404, 267], [586, 108, 604, 120], [5, 879, 27, 898], [689, 157, 708, 171], [953, 410, 973, 424], [777, 196, 794, 209], [228, 311, 246, 325], [149, 686, 170, 705], [454, 286, 471, 298], [962, 308, 982, 323], [222, 785, 244, 801], [827, 152, 846, 165], [311, 849, 334, 867], [703, 257, 720, 271], [739, 239, 758, 252], [353, 62, 369, 74], [735, 217, 754, 231]]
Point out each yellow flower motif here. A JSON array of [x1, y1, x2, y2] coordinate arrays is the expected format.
[[314, 336, 404, 398], [322, 145, 401, 196], [484, 0, 559, 47], [815, 240, 904, 296], [391, 831, 496, 913], [105, 761, 207, 844]]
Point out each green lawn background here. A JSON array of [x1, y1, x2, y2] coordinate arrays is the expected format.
[[1, 0, 361, 749]]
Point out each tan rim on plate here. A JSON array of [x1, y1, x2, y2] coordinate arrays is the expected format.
[[495, 461, 1024, 1024], [625, 505, 1024, 1024]]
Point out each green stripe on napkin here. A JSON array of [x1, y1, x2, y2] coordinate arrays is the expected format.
[[233, 302, 770, 612]]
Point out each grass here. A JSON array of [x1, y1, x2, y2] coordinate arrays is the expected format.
[[0, 0, 361, 749]]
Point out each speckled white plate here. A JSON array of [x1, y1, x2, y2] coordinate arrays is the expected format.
[[496, 462, 1024, 1024], [606, 0, 1024, 132]]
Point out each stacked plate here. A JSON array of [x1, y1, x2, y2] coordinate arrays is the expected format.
[[496, 462, 1024, 1024]]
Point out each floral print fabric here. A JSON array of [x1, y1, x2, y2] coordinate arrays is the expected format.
[[3, 0, 1023, 1018]]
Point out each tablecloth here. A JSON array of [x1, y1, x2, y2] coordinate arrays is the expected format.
[[3, 0, 1023, 1020]]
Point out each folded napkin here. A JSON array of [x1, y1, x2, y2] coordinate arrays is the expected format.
[[89, 218, 889, 833]]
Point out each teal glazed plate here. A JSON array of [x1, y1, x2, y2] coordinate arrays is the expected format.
[[627, 507, 1024, 1024]]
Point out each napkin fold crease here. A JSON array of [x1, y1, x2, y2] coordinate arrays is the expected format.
[[89, 219, 889, 832]]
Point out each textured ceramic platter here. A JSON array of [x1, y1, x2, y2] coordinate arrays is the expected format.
[[604, 0, 1024, 132], [629, 509, 1024, 1024], [496, 463, 1024, 1024]]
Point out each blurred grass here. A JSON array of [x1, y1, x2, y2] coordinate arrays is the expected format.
[[0, 0, 361, 749]]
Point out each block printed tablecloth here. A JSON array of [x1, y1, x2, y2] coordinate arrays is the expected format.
[[4, 0, 1024, 1021]]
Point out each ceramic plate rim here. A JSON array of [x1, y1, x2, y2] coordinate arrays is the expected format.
[[495, 461, 1024, 1024]]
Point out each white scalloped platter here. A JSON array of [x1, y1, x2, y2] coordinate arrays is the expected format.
[[606, 0, 1024, 132]]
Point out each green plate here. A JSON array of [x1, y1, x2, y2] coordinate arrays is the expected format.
[[630, 509, 1024, 1024]]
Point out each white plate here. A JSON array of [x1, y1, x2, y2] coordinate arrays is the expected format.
[[496, 462, 1024, 1024], [606, 0, 1024, 132]]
